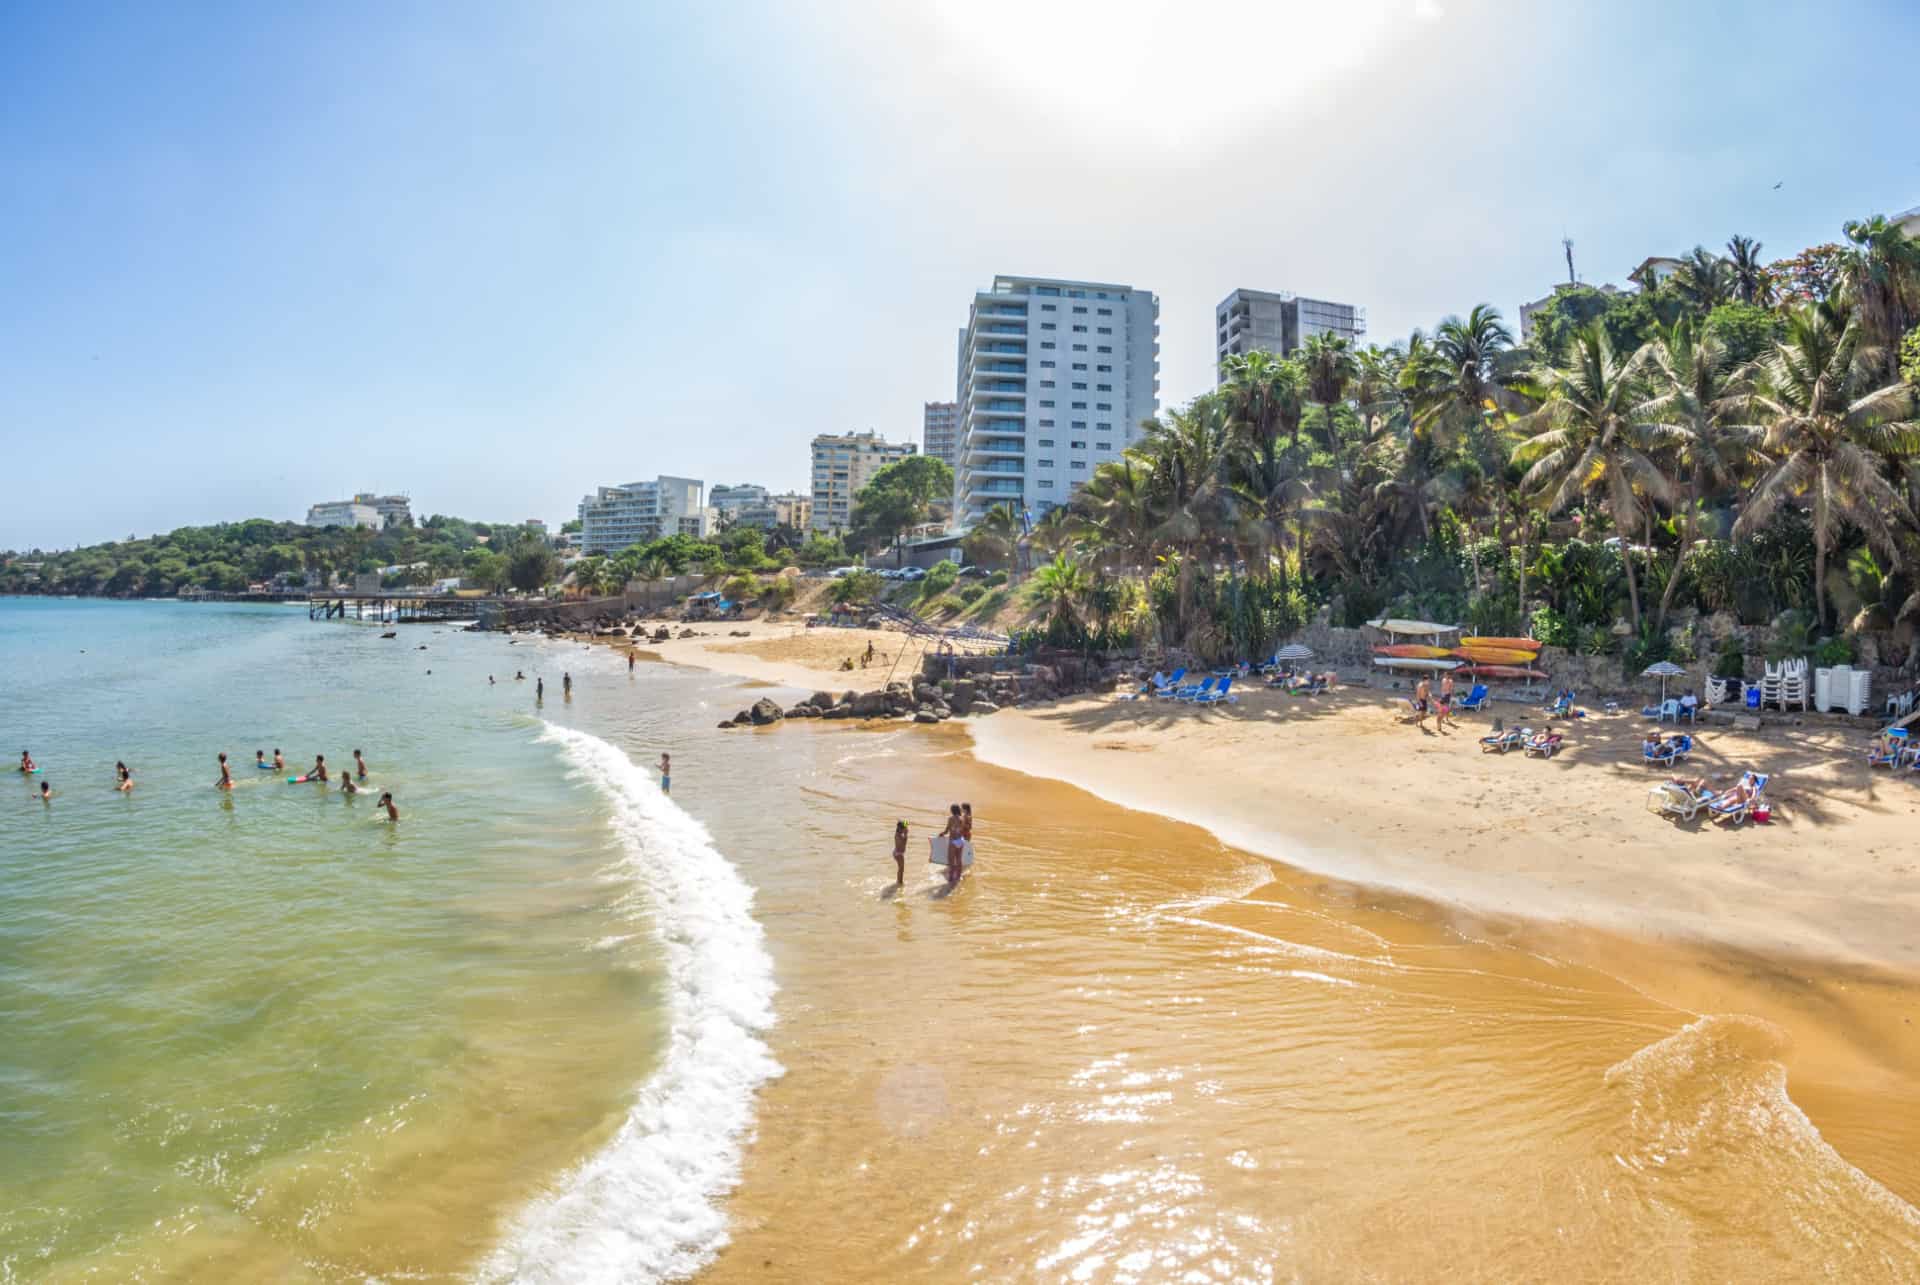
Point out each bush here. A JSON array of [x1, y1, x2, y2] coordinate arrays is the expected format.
[[721, 573, 756, 601], [758, 575, 797, 608], [830, 570, 883, 604], [954, 582, 987, 605], [921, 559, 960, 596], [1530, 604, 1577, 649], [1812, 634, 1854, 667], [1713, 640, 1745, 679], [985, 569, 1008, 588]]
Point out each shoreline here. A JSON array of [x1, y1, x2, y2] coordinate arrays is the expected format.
[[591, 621, 1920, 976]]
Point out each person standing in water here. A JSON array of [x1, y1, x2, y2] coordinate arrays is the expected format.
[[272, 748, 285, 771], [891, 820, 908, 886], [377, 791, 399, 822], [215, 752, 234, 790], [305, 754, 328, 783], [628, 652, 636, 673], [115, 761, 133, 792], [563, 671, 573, 698], [536, 677, 544, 702], [940, 805, 965, 886], [19, 750, 36, 775], [340, 773, 358, 796], [659, 752, 671, 794], [352, 749, 368, 781], [39, 781, 52, 804]]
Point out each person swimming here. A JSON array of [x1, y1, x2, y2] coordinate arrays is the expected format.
[[272, 748, 285, 771], [255, 750, 268, 770], [340, 773, 358, 796], [115, 761, 133, 792], [39, 780, 52, 803], [353, 749, 367, 781], [304, 754, 328, 783], [19, 750, 36, 774], [215, 752, 234, 790], [377, 791, 399, 822]]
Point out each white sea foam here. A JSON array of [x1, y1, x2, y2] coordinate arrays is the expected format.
[[480, 725, 781, 1284]]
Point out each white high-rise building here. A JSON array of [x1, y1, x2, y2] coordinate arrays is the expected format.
[[922, 401, 959, 468], [709, 483, 770, 514], [1213, 289, 1366, 380], [576, 476, 705, 553], [951, 275, 1159, 529], [810, 431, 916, 532]]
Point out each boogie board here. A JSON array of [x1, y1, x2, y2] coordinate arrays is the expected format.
[[1374, 644, 1455, 659], [928, 837, 975, 868], [1458, 636, 1542, 652]]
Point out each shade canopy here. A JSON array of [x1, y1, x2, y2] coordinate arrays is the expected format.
[[1643, 660, 1686, 701], [1274, 643, 1315, 661]]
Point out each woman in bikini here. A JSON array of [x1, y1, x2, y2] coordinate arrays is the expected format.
[[941, 804, 965, 886]]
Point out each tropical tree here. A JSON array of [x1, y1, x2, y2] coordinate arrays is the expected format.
[[961, 503, 1020, 572], [1071, 455, 1158, 572], [1513, 325, 1678, 627], [1136, 398, 1233, 634], [1301, 331, 1360, 463], [1413, 305, 1516, 446], [1726, 234, 1769, 306], [1838, 215, 1920, 381], [1672, 246, 1734, 314], [1027, 552, 1092, 642], [1733, 303, 1920, 628], [1636, 319, 1767, 629]]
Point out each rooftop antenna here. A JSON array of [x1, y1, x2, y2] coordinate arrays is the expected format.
[[1563, 236, 1578, 285]]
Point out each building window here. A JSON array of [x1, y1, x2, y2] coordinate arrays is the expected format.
[[1038, 418, 1054, 426], [1068, 289, 1085, 298], [1039, 359, 1055, 367], [1073, 344, 1087, 351], [1072, 305, 1087, 314], [1038, 480, 1055, 488], [1096, 364, 1111, 372], [1039, 400, 1055, 407], [1096, 326, 1112, 334], [1038, 459, 1055, 467], [1070, 439, 1086, 448], [1096, 383, 1111, 391], [1040, 303, 1056, 311], [1096, 441, 1112, 450], [1096, 421, 1112, 429], [1096, 402, 1111, 410], [1072, 420, 1087, 428], [1071, 401, 1086, 409], [1040, 322, 1056, 330], [1096, 345, 1111, 353], [1071, 324, 1087, 332], [1097, 307, 1112, 315], [1041, 341, 1056, 349], [1072, 381, 1087, 390], [1070, 461, 1086, 470], [1036, 286, 1059, 296], [1072, 362, 1087, 370], [1037, 438, 1054, 447], [1040, 379, 1055, 388]]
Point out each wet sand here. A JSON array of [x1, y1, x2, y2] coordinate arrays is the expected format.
[[699, 724, 1920, 1281]]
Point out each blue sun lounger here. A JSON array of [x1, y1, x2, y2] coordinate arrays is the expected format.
[[1458, 683, 1489, 712], [1643, 734, 1692, 767]]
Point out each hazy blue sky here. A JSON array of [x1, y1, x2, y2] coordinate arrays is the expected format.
[[4, 0, 1918, 549]]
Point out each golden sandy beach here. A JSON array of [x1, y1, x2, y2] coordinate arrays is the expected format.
[[580, 621, 1920, 1279]]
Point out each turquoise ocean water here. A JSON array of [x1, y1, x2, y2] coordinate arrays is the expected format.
[[0, 598, 776, 1282]]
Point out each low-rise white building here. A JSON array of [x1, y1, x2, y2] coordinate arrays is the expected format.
[[306, 500, 381, 529], [576, 476, 705, 553]]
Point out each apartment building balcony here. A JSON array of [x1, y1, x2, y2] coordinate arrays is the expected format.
[[966, 438, 1025, 460], [977, 363, 1025, 376], [966, 479, 1024, 499], [974, 381, 1025, 394], [978, 343, 1026, 355], [975, 460, 1024, 474], [975, 399, 1024, 413], [980, 324, 1026, 337]]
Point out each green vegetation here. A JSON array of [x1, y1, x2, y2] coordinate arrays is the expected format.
[[1008, 211, 1920, 667], [0, 516, 550, 597], [846, 455, 954, 557]]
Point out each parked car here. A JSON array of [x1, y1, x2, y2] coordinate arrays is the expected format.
[[956, 564, 986, 577], [897, 566, 927, 581], [829, 566, 863, 578]]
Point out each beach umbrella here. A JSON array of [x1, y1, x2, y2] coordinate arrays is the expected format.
[[1274, 643, 1315, 661], [1643, 660, 1685, 701]]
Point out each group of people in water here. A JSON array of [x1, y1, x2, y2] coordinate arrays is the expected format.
[[23, 746, 396, 820], [892, 802, 973, 888]]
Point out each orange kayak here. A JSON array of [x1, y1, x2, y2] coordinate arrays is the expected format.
[[1375, 644, 1455, 659], [1457, 664, 1549, 679], [1458, 636, 1542, 651], [1453, 646, 1542, 665]]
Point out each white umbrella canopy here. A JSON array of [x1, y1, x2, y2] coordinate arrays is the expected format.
[[1643, 660, 1686, 701], [1274, 643, 1315, 661]]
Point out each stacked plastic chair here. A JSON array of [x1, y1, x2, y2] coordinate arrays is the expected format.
[[1705, 675, 1734, 707], [1761, 658, 1809, 711]]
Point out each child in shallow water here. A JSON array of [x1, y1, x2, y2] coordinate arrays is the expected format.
[[892, 821, 908, 885]]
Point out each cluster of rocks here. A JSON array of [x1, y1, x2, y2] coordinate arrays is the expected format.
[[717, 677, 1011, 730]]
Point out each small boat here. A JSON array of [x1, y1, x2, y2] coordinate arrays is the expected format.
[[1372, 656, 1462, 671], [1375, 644, 1455, 659], [380, 631, 397, 639], [1452, 646, 1542, 666], [1458, 636, 1542, 651], [1367, 618, 1460, 636]]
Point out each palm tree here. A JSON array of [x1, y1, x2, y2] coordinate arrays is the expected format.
[[1072, 455, 1157, 572], [1137, 400, 1233, 637], [1414, 305, 1516, 445], [1726, 235, 1768, 306], [1028, 552, 1092, 640], [1734, 304, 1920, 629], [1216, 353, 1307, 569], [1352, 344, 1407, 434], [1301, 331, 1360, 463], [1672, 246, 1733, 313], [961, 503, 1020, 574], [1028, 506, 1078, 561], [1636, 319, 1767, 630], [1838, 214, 1920, 380], [1513, 325, 1679, 628]]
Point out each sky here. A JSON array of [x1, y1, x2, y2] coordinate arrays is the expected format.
[[3, 0, 1919, 550]]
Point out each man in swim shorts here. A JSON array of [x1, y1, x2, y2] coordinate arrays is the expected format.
[[352, 749, 367, 781], [659, 752, 670, 794], [215, 752, 234, 790]]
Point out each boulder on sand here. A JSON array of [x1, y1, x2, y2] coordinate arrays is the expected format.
[[749, 698, 784, 726], [851, 690, 889, 716], [810, 691, 839, 711]]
